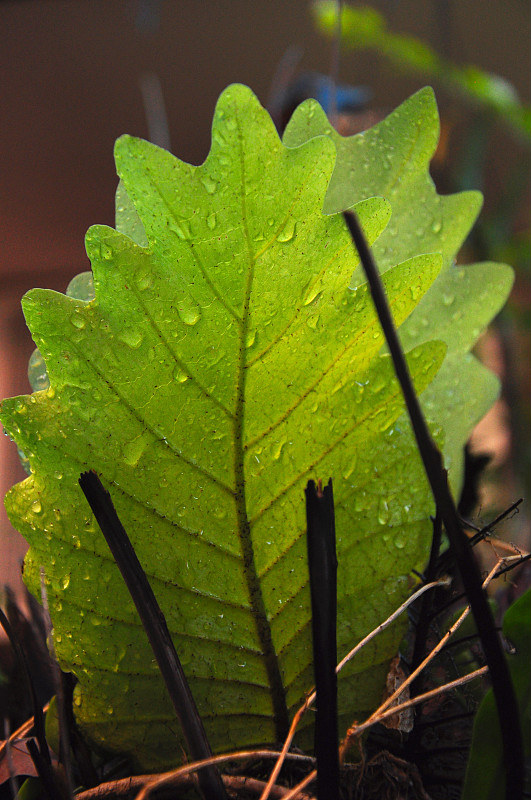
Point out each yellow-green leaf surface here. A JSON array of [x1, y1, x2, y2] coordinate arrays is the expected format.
[[2, 84, 478, 770], [284, 87, 513, 491]]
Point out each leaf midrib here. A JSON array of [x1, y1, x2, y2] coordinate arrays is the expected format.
[[232, 116, 289, 740]]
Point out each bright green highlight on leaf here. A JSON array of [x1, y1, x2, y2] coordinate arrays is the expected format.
[[0, 84, 510, 769], [313, 2, 531, 145]]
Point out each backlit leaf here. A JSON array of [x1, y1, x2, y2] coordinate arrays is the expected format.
[[0, 84, 509, 769]]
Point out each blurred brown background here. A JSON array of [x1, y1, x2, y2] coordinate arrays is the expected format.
[[2, 0, 531, 599]]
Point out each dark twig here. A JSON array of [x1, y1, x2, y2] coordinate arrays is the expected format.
[[342, 210, 524, 800], [305, 479, 339, 800], [78, 470, 228, 800], [468, 498, 523, 546]]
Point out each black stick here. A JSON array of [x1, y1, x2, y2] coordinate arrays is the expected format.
[[78, 470, 228, 800], [342, 210, 524, 799], [306, 479, 339, 800]]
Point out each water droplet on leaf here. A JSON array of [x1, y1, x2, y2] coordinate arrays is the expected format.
[[173, 365, 189, 383], [28, 349, 50, 391], [277, 219, 296, 243], [66, 271, 95, 301], [377, 498, 389, 524], [201, 175, 218, 194], [177, 297, 201, 326], [69, 312, 86, 329], [118, 329, 143, 349]]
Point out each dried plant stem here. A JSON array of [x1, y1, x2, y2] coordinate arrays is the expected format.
[[126, 751, 315, 800], [340, 557, 509, 759], [339, 558, 506, 761], [351, 665, 489, 737], [259, 578, 446, 800], [277, 771, 317, 800]]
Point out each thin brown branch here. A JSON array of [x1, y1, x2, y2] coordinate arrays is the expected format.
[[131, 751, 315, 800], [277, 770, 316, 800], [340, 556, 510, 759], [348, 665, 489, 740]]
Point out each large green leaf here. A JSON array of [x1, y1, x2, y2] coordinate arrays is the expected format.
[[0, 84, 505, 770], [284, 87, 513, 491]]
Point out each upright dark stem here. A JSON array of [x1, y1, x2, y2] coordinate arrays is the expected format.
[[306, 479, 339, 800], [342, 210, 524, 800], [78, 471, 228, 800]]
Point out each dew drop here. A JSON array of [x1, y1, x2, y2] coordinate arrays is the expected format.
[[272, 439, 286, 460], [207, 213, 217, 230], [245, 328, 256, 348], [28, 349, 50, 392], [69, 312, 86, 329], [302, 278, 324, 306], [277, 219, 296, 243], [122, 435, 149, 467], [136, 271, 153, 291], [100, 242, 113, 261], [32, 500, 42, 514], [118, 328, 143, 349], [377, 498, 389, 525], [61, 574, 70, 590], [212, 130, 225, 149], [173, 365, 189, 383], [394, 533, 406, 549], [170, 220, 191, 240], [177, 297, 201, 326], [66, 271, 95, 301], [201, 175, 218, 194], [431, 220, 442, 234]]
